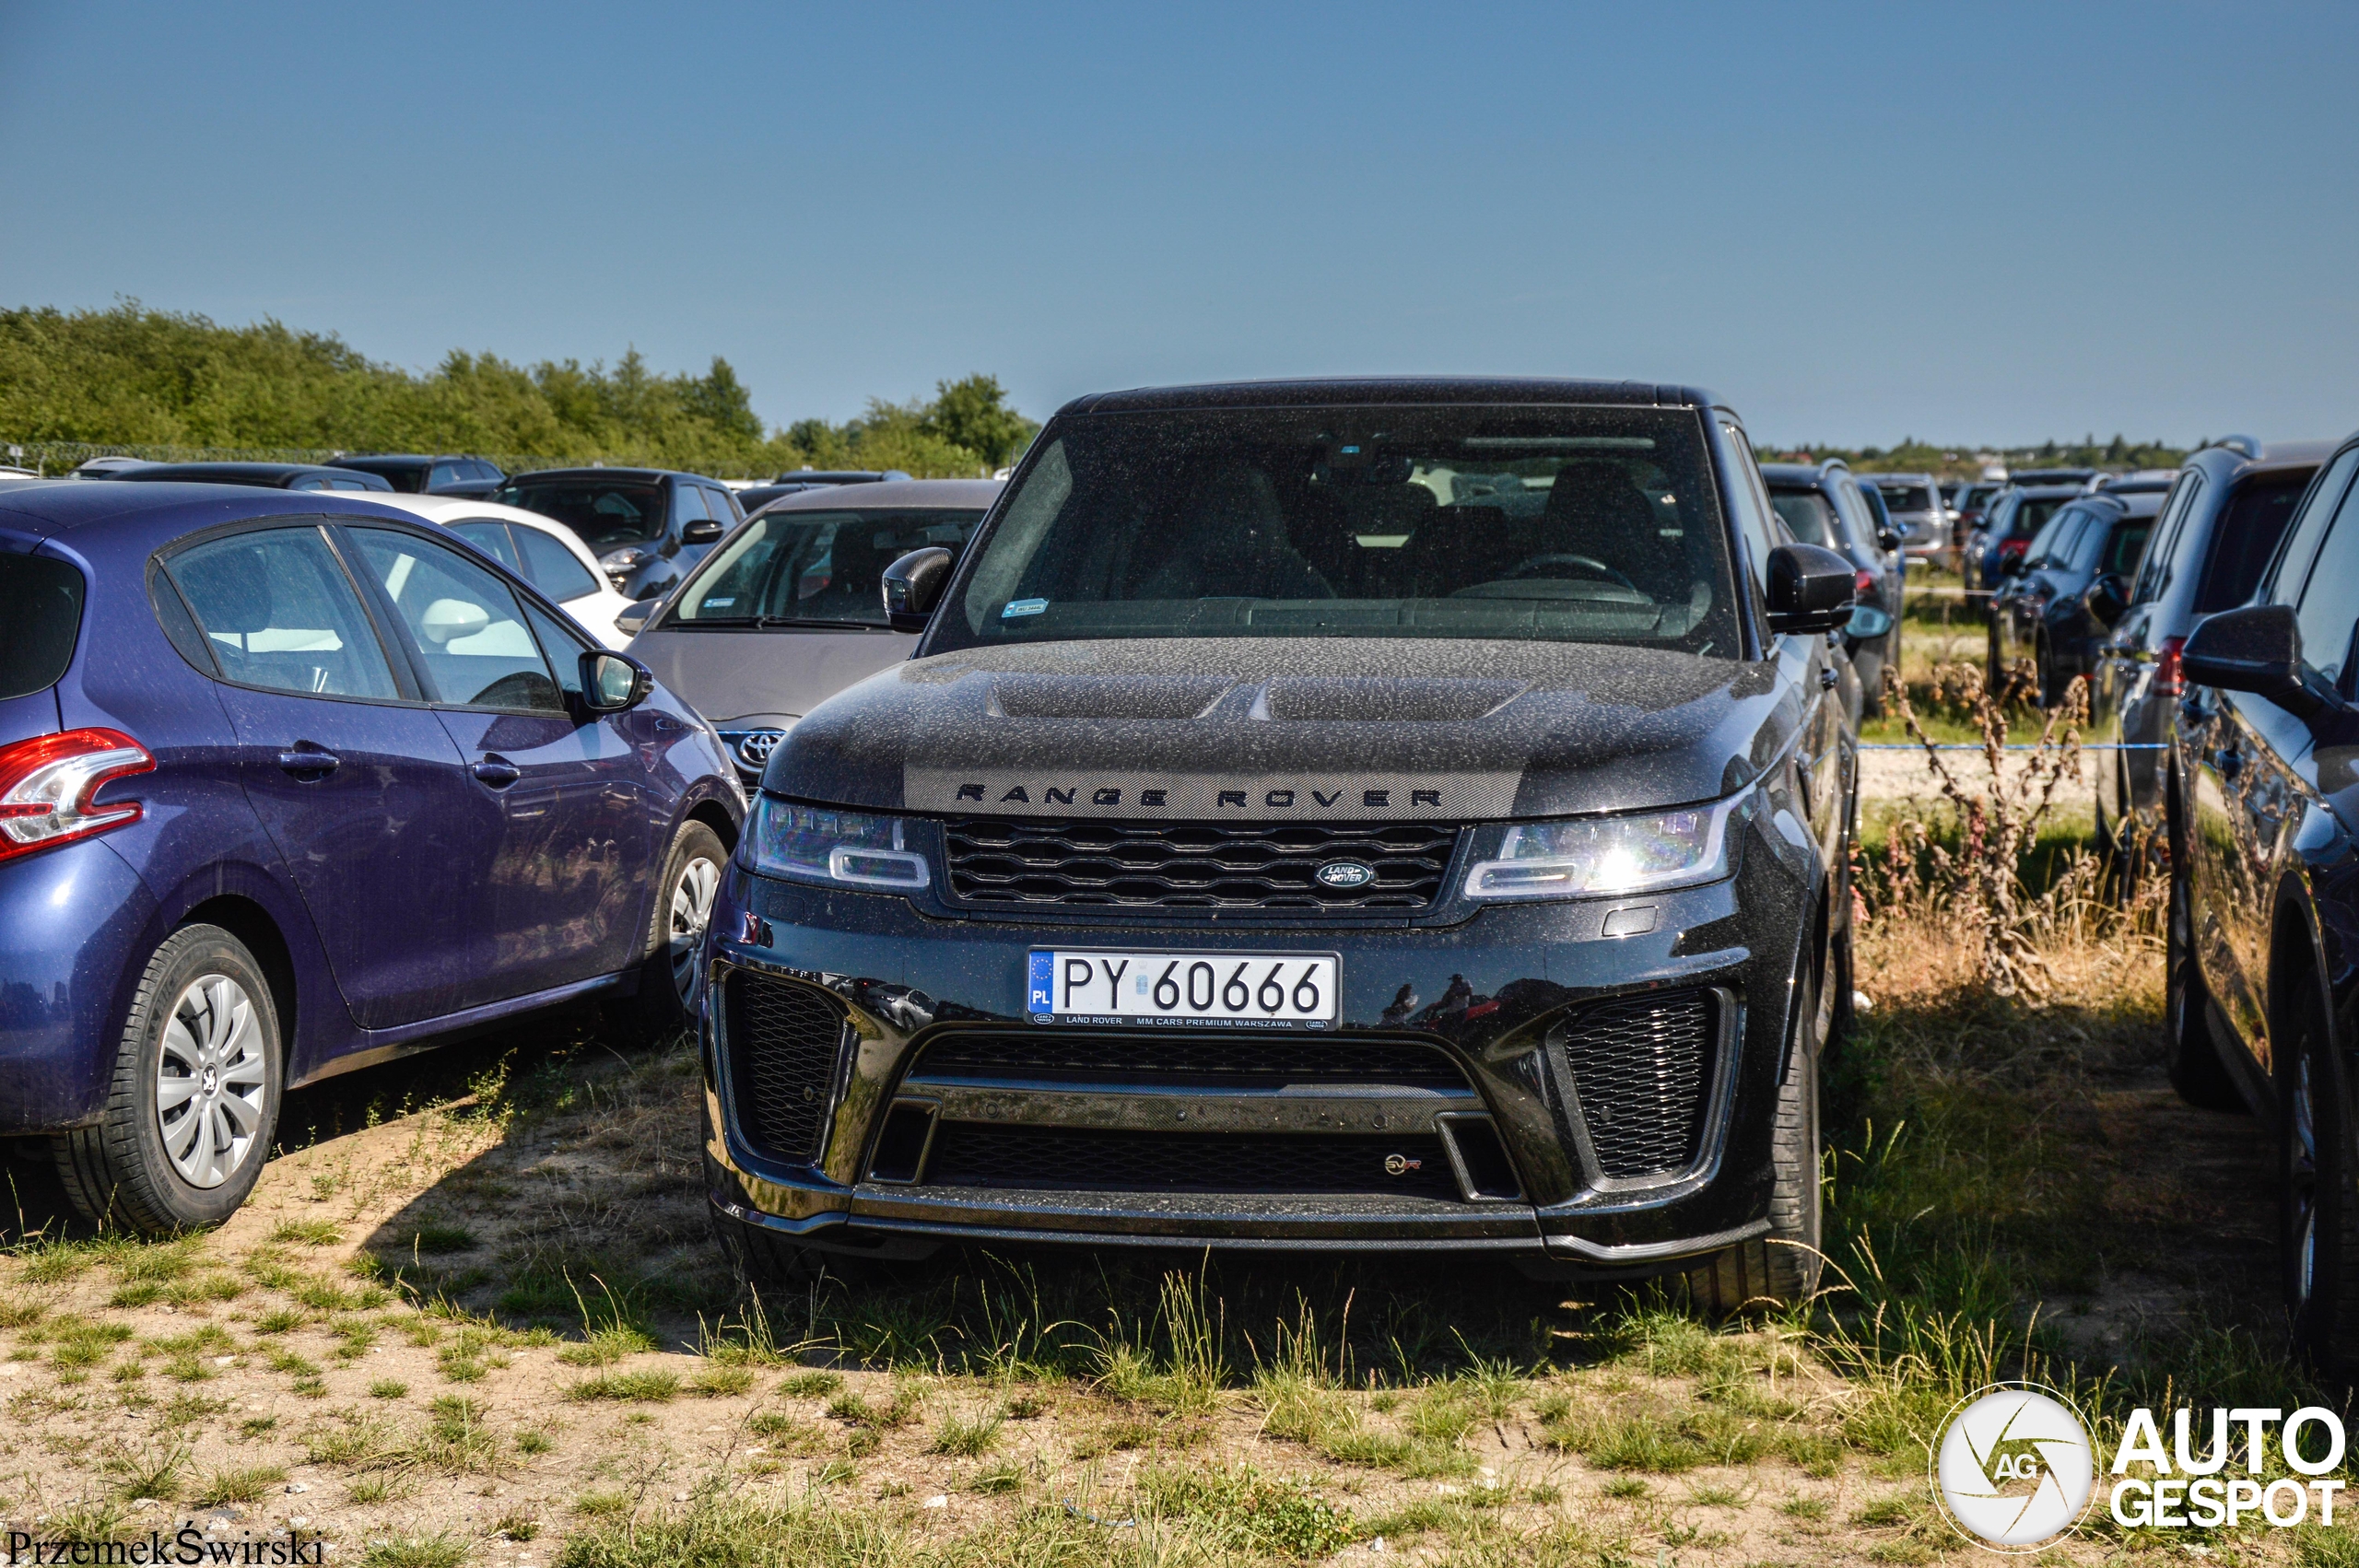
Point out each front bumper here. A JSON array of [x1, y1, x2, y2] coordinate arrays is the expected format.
[[698, 829, 1809, 1272]]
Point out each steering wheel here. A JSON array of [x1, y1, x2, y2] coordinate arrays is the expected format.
[[1499, 553, 1638, 592]]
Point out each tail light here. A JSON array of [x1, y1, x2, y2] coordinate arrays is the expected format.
[[2001, 537, 2029, 558], [0, 729, 156, 863], [1854, 568, 1876, 598], [2154, 636, 2186, 700]]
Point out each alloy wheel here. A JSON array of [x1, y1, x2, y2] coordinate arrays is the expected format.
[[155, 974, 268, 1189], [666, 855, 722, 1002]]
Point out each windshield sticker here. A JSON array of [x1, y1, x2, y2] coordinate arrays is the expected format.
[[1002, 598, 1049, 619], [702, 597, 735, 608]]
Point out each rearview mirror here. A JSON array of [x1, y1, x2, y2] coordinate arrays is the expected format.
[[881, 546, 955, 633], [2084, 571, 2129, 629], [614, 598, 661, 638], [1876, 528, 1900, 553], [2180, 603, 2331, 716], [1765, 543, 1855, 636], [579, 650, 655, 713], [680, 518, 726, 545]]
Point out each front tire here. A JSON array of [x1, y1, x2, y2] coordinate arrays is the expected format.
[[2282, 977, 2359, 1387], [53, 924, 283, 1235], [1687, 965, 1824, 1314], [2165, 859, 2243, 1110], [605, 819, 727, 1047]]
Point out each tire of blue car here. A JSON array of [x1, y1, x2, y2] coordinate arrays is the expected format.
[[52, 923, 284, 1235], [604, 819, 728, 1048]]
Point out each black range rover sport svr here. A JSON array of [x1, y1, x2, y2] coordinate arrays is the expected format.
[[697, 379, 1861, 1312]]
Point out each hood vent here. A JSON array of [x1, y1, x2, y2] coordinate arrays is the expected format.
[[990, 675, 1232, 720], [1256, 678, 1529, 723]]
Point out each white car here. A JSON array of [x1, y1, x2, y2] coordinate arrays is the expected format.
[[358, 494, 639, 649]]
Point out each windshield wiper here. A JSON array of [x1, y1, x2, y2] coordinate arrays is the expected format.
[[755, 616, 890, 631]]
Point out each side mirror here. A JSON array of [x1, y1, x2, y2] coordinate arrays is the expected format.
[[614, 598, 661, 638], [881, 546, 955, 633], [2084, 571, 2129, 629], [1876, 528, 1901, 553], [579, 649, 655, 713], [681, 518, 726, 545], [2000, 553, 2026, 577], [1766, 543, 1855, 636], [2180, 603, 2330, 715]]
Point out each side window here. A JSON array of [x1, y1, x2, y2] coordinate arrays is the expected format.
[[1830, 479, 1875, 549], [467, 461, 501, 483], [428, 462, 465, 489], [2135, 473, 2201, 603], [2270, 446, 2359, 605], [522, 602, 587, 698], [345, 528, 564, 713], [1716, 421, 1775, 595], [514, 526, 602, 602], [703, 486, 740, 521], [451, 521, 521, 573], [289, 476, 330, 491], [2292, 480, 2359, 685], [673, 484, 710, 529], [167, 528, 399, 700]]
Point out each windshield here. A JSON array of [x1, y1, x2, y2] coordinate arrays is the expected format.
[[493, 479, 668, 549], [2008, 497, 2069, 542], [2198, 475, 2310, 613], [1876, 485, 1935, 513], [933, 405, 1736, 656], [1767, 489, 1837, 546], [666, 508, 987, 627]]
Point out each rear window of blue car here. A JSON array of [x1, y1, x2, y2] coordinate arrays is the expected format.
[[0, 553, 85, 701]]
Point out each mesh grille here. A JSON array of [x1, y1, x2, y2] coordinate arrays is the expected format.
[[921, 1125, 1461, 1199], [913, 1033, 1467, 1087], [941, 818, 1458, 911], [728, 973, 847, 1164], [1556, 989, 1716, 1180]]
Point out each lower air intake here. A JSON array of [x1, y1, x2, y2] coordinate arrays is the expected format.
[[727, 973, 847, 1164], [1555, 989, 1717, 1181], [921, 1125, 1461, 1200]]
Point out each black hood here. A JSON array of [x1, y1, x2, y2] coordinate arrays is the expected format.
[[767, 638, 1793, 823]]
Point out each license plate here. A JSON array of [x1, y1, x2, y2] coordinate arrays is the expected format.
[[1027, 951, 1340, 1026]]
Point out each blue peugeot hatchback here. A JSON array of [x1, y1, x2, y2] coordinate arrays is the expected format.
[[0, 482, 743, 1234]]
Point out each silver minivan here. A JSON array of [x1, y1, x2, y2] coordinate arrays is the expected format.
[[625, 479, 1002, 783]]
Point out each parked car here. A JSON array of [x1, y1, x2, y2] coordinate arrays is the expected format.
[[358, 493, 640, 649], [71, 457, 150, 479], [1858, 472, 1952, 569], [93, 462, 394, 492], [2166, 425, 2359, 1380], [2008, 467, 2098, 490], [326, 454, 508, 494], [490, 468, 745, 603], [730, 470, 919, 518], [2096, 469, 2177, 496], [698, 378, 1862, 1313], [1952, 481, 2003, 544], [2087, 440, 2330, 851], [0, 481, 742, 1233], [1763, 459, 1902, 713], [625, 479, 1001, 785], [1988, 488, 2164, 704], [1966, 483, 2084, 592]]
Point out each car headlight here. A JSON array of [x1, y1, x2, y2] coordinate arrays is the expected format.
[[1463, 797, 1736, 902], [599, 546, 651, 574], [749, 797, 928, 890]]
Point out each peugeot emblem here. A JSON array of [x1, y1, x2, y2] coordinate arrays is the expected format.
[[1316, 860, 1376, 889], [734, 729, 785, 768]]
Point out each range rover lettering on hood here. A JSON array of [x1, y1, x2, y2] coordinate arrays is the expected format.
[[905, 769, 1520, 819]]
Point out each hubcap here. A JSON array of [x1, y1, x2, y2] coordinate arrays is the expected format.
[[2293, 1055, 2318, 1311], [667, 855, 721, 1002], [154, 974, 268, 1189]]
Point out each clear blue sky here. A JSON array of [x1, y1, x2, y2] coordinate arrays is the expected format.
[[4, 1, 2355, 449]]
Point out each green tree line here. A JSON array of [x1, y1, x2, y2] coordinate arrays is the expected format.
[[0, 302, 1039, 478], [1766, 433, 2189, 481]]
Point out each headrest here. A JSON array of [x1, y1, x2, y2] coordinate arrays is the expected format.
[[174, 548, 276, 635]]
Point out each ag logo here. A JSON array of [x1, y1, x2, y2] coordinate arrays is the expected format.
[[1316, 860, 1376, 889], [1931, 1383, 2096, 1550]]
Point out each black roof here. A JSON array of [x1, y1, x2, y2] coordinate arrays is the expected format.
[[502, 467, 675, 483], [96, 462, 393, 489], [1064, 377, 1722, 416], [769, 470, 907, 486]]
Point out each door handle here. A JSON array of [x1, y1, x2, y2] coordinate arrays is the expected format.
[[471, 757, 522, 789], [276, 747, 340, 777]]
